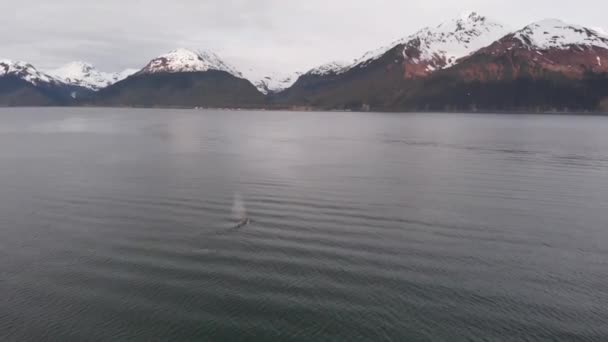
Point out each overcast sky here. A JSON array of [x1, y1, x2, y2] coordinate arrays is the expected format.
[[1, 0, 606, 75]]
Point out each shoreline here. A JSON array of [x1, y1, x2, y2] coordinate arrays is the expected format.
[[1, 105, 607, 116]]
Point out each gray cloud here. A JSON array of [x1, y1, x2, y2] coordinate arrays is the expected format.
[[1, 0, 606, 74]]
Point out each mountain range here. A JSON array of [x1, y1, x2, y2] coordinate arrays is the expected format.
[[2, 12, 607, 112]]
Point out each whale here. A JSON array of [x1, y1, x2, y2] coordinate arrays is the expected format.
[[232, 217, 250, 230]]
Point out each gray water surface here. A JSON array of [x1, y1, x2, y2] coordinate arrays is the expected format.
[[1, 108, 607, 341]]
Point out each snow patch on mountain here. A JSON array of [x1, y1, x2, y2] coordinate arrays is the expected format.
[[254, 72, 301, 94], [48, 62, 137, 90], [0, 60, 62, 86], [139, 48, 242, 77], [116, 68, 139, 80], [237, 64, 301, 94], [350, 11, 509, 71], [513, 19, 608, 50], [248, 61, 348, 94], [593, 27, 607, 35], [305, 61, 349, 76]]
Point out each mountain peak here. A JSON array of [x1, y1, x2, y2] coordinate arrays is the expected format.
[[63, 61, 95, 69], [458, 10, 484, 22], [49, 61, 96, 78], [350, 11, 508, 74], [434, 11, 503, 35], [1, 60, 61, 86], [48, 62, 136, 91], [139, 48, 242, 77], [514, 19, 608, 50]]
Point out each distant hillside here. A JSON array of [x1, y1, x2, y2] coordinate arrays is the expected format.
[[92, 71, 265, 108]]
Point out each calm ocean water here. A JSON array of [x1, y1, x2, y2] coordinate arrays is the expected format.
[[1, 108, 607, 341]]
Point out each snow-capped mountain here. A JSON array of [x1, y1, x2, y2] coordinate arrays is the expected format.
[[138, 48, 242, 77], [0, 60, 63, 86], [457, 19, 608, 80], [276, 12, 511, 105], [94, 48, 265, 107], [512, 19, 608, 50], [0, 60, 94, 106], [343, 11, 509, 78], [48, 62, 137, 91]]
